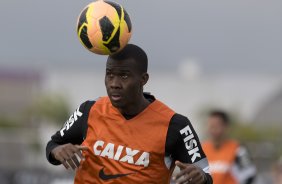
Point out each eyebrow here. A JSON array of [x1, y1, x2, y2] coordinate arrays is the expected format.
[[106, 68, 131, 73]]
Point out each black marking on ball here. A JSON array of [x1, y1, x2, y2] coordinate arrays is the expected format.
[[80, 25, 93, 49], [103, 26, 120, 53], [104, 1, 122, 20], [77, 7, 89, 33], [99, 16, 115, 42], [123, 10, 132, 32]]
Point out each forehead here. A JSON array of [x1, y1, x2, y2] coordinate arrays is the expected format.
[[106, 57, 138, 72]]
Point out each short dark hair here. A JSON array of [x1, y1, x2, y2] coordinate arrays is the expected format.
[[209, 110, 230, 125], [108, 44, 148, 73]]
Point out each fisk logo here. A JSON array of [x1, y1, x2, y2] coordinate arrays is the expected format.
[[60, 107, 83, 136], [180, 125, 201, 163], [93, 140, 150, 167]]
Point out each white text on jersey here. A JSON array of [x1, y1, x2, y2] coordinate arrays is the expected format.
[[60, 108, 83, 136], [180, 125, 201, 163], [93, 140, 150, 167]]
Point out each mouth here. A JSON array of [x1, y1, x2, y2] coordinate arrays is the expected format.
[[110, 94, 122, 101]]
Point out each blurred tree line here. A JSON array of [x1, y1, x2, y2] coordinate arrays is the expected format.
[[0, 93, 70, 128]]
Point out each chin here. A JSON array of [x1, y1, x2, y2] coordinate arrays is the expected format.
[[110, 99, 123, 109]]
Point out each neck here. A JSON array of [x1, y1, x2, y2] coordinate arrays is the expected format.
[[119, 96, 150, 119]]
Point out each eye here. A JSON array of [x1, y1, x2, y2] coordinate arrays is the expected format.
[[106, 72, 114, 78], [120, 74, 128, 79]]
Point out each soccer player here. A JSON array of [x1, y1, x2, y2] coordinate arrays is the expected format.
[[46, 44, 213, 184], [202, 110, 256, 184]]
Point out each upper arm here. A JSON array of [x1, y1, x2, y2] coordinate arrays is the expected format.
[[52, 100, 94, 144], [46, 100, 95, 164], [165, 114, 210, 173]]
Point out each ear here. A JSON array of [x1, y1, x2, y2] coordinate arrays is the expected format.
[[141, 73, 149, 86]]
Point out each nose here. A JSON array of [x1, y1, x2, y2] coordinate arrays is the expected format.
[[110, 76, 122, 89]]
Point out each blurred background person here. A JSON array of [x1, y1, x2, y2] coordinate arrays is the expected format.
[[272, 157, 282, 184], [202, 110, 256, 184]]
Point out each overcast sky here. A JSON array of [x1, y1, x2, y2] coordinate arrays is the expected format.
[[0, 0, 281, 74]]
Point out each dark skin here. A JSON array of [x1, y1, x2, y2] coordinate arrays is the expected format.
[[105, 56, 150, 118], [51, 56, 207, 184], [173, 161, 207, 184], [51, 144, 88, 170]]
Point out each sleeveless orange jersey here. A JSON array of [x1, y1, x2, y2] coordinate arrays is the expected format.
[[202, 140, 239, 184], [74, 96, 175, 184]]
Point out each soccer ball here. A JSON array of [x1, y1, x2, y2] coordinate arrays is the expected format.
[[77, 0, 132, 55]]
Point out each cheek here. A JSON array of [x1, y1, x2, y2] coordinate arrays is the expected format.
[[125, 83, 138, 94], [123, 82, 141, 99], [126, 80, 141, 90]]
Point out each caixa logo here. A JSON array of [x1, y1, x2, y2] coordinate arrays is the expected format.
[[93, 140, 150, 167], [60, 107, 83, 136]]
